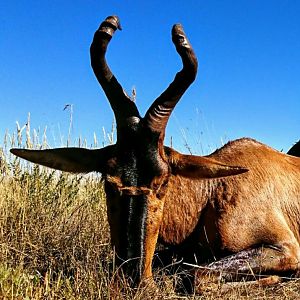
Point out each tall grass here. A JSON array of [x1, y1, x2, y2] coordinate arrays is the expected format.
[[0, 121, 300, 299], [0, 123, 178, 299], [0, 142, 111, 298]]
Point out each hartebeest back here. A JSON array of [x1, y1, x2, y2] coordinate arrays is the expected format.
[[11, 16, 300, 289]]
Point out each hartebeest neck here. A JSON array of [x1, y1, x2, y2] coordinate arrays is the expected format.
[[160, 175, 217, 245]]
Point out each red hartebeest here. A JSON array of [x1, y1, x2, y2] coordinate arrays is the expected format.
[[11, 16, 300, 290]]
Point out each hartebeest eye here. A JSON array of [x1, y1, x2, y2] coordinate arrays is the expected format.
[[106, 157, 118, 175]]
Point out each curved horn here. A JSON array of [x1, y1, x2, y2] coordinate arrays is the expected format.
[[144, 24, 198, 133], [90, 16, 140, 128]]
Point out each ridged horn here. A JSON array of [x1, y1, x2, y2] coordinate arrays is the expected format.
[[90, 16, 140, 130], [144, 24, 198, 134]]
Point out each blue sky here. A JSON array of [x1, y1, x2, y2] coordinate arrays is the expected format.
[[1, 1, 299, 154]]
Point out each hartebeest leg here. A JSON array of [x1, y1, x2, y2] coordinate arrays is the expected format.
[[194, 242, 300, 292]]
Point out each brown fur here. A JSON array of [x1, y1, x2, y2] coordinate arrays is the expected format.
[[162, 138, 300, 254], [9, 16, 300, 291], [159, 138, 300, 289]]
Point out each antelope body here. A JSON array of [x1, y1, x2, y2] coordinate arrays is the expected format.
[[11, 16, 300, 289]]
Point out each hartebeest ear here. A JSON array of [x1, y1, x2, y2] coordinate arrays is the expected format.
[[10, 145, 115, 173], [165, 147, 248, 179]]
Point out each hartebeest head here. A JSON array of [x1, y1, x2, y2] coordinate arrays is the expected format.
[[10, 16, 247, 284]]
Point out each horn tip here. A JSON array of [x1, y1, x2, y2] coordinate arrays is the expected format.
[[172, 23, 184, 35]]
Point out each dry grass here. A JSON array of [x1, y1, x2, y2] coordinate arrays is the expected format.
[[0, 126, 300, 299]]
